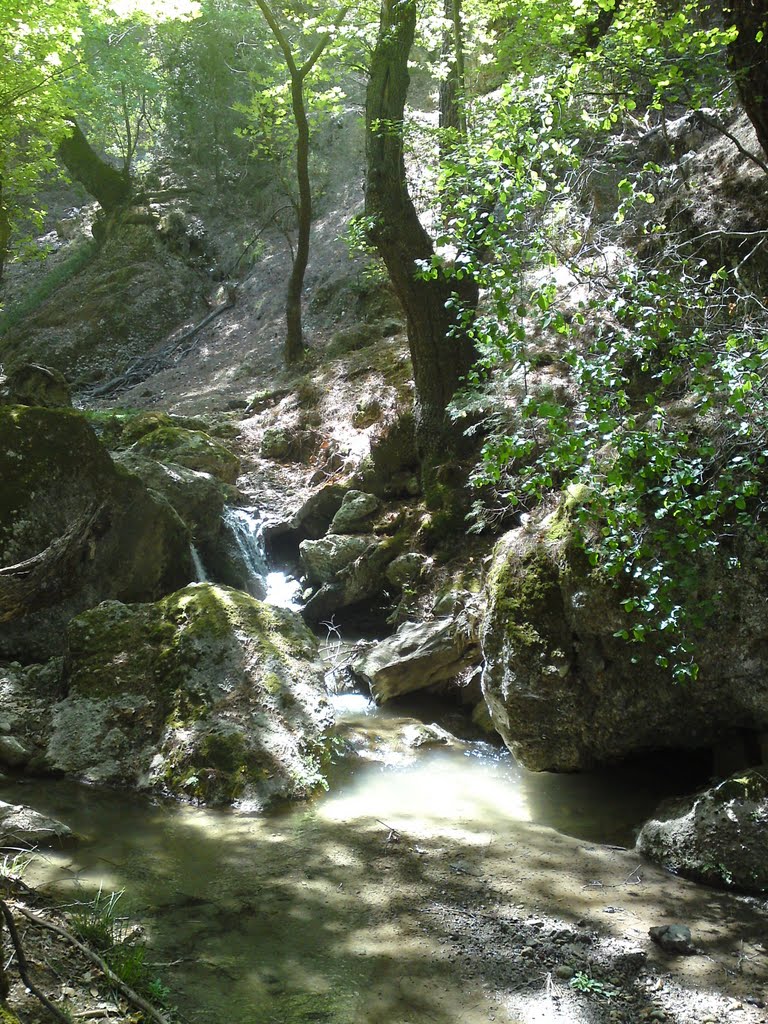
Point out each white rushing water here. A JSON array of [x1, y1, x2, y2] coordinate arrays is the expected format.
[[223, 506, 302, 608], [189, 543, 209, 582]]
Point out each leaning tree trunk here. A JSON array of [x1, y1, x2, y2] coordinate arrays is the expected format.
[[365, 0, 478, 464], [725, 0, 768, 161], [57, 120, 131, 213]]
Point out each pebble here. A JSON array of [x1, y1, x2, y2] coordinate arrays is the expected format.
[[554, 965, 574, 980], [520, 946, 535, 958]]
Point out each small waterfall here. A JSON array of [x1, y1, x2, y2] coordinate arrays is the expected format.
[[190, 544, 208, 583], [223, 507, 302, 609]]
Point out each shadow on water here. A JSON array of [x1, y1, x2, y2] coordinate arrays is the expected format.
[[2, 700, 764, 1024]]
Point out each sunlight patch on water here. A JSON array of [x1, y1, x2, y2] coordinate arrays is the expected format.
[[319, 748, 531, 833]]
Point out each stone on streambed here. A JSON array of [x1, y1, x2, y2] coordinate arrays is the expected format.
[[0, 800, 73, 848], [481, 524, 768, 771], [637, 767, 768, 893], [352, 616, 481, 703], [0, 405, 193, 661], [46, 583, 332, 808]]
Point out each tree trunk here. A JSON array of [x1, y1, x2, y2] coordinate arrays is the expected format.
[[365, 0, 478, 461], [439, 0, 466, 149], [285, 71, 311, 365], [57, 120, 131, 212], [0, 175, 10, 283], [725, 0, 768, 160]]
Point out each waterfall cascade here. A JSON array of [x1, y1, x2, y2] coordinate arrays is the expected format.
[[223, 507, 302, 609], [189, 544, 209, 583]]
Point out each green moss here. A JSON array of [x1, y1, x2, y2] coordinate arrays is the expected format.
[[0, 1004, 22, 1024], [133, 426, 240, 483], [488, 548, 561, 651]]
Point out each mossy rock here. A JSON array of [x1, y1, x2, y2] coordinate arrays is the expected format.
[[114, 450, 231, 544], [481, 526, 768, 772], [0, 406, 192, 661], [133, 426, 240, 484], [48, 584, 332, 807], [0, 363, 71, 408]]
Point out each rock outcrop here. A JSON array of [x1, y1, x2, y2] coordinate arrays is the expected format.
[[352, 611, 481, 704], [46, 583, 332, 808], [637, 767, 768, 893], [0, 406, 193, 661], [481, 524, 768, 771]]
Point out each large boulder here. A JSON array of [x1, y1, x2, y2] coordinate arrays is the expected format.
[[481, 525, 768, 771], [637, 767, 768, 893], [46, 583, 333, 808], [0, 800, 73, 848], [352, 615, 481, 703], [300, 533, 405, 622], [0, 364, 72, 408], [113, 450, 231, 546], [131, 425, 240, 484], [0, 406, 193, 661], [329, 490, 381, 534]]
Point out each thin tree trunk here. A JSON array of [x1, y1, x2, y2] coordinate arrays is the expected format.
[[439, 0, 463, 152], [366, 0, 478, 462], [0, 175, 10, 283], [725, 0, 768, 160], [285, 71, 311, 364]]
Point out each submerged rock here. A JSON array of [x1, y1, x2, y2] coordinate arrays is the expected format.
[[0, 800, 73, 848], [637, 767, 768, 893], [481, 526, 768, 771], [46, 583, 332, 808], [352, 615, 481, 704], [0, 406, 193, 661]]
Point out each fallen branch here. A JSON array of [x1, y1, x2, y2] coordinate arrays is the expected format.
[[84, 295, 235, 399], [12, 904, 171, 1024], [0, 899, 69, 1023]]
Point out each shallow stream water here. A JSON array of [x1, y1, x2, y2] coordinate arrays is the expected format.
[[0, 693, 708, 1024]]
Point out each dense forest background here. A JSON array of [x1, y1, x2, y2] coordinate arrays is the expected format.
[[4, 0, 768, 680]]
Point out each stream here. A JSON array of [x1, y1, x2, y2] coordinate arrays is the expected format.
[[2, 510, 756, 1024], [1, 695, 708, 1024]]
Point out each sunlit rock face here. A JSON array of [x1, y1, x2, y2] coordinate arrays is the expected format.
[[637, 767, 768, 893], [0, 405, 192, 661], [351, 615, 481, 704], [481, 525, 768, 772], [46, 583, 332, 809]]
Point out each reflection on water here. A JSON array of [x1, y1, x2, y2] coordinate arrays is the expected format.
[[1, 696, 696, 1024]]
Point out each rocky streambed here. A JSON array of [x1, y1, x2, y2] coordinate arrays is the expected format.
[[0, 692, 765, 1024]]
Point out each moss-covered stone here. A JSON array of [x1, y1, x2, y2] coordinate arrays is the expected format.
[[481, 525, 768, 772], [48, 584, 332, 808], [133, 426, 240, 484]]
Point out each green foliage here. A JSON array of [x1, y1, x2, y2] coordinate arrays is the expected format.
[[430, 3, 768, 682], [569, 970, 616, 998], [69, 886, 124, 951]]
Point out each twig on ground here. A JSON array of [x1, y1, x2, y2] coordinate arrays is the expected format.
[[12, 903, 171, 1024]]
